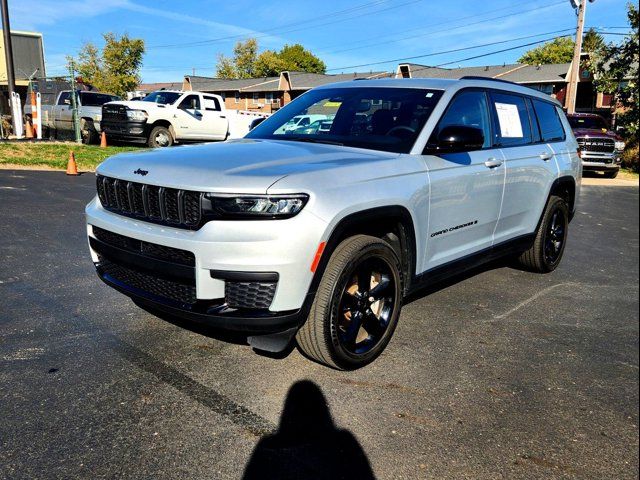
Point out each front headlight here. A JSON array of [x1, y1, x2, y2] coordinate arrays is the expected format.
[[615, 141, 625, 151], [203, 194, 308, 219], [126, 109, 148, 122]]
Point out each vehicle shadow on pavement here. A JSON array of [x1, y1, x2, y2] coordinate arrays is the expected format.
[[242, 380, 376, 480]]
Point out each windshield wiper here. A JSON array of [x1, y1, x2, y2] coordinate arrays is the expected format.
[[284, 137, 344, 146]]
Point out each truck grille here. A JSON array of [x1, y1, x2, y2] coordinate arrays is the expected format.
[[97, 175, 203, 229], [102, 104, 128, 122], [577, 137, 615, 154]]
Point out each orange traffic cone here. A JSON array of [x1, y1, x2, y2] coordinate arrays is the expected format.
[[66, 151, 79, 176], [25, 120, 34, 139], [100, 131, 108, 148]]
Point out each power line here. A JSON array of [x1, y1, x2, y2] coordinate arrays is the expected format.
[[412, 35, 573, 73], [148, 0, 424, 49], [325, 29, 575, 72], [320, 0, 566, 55]]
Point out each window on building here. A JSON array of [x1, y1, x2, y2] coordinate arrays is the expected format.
[[235, 92, 240, 104], [252, 93, 260, 104], [265, 92, 273, 103]]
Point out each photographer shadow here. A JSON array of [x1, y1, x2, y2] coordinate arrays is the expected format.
[[243, 380, 376, 480]]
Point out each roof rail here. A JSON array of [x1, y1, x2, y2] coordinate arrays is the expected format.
[[459, 76, 519, 86]]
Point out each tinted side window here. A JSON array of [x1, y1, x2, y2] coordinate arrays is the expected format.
[[430, 90, 491, 148], [57, 92, 70, 105], [489, 92, 533, 147], [179, 95, 201, 110], [532, 99, 565, 142]]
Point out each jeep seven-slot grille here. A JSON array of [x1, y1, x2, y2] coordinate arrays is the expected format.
[[577, 137, 615, 154], [97, 175, 203, 229]]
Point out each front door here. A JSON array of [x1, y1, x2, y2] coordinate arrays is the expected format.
[[174, 94, 204, 140], [421, 89, 505, 270]]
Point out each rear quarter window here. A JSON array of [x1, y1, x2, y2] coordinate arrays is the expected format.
[[532, 99, 565, 142]]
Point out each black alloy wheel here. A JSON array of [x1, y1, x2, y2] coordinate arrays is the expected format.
[[336, 257, 396, 355]]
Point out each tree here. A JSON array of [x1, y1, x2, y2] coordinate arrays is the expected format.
[[277, 44, 326, 74], [518, 36, 575, 65], [215, 39, 326, 78], [592, 3, 639, 136], [582, 28, 605, 55], [70, 33, 144, 97]]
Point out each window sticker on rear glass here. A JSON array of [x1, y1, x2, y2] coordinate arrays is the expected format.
[[495, 102, 523, 138]]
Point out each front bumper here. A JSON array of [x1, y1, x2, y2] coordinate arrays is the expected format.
[[85, 197, 327, 335], [101, 120, 148, 142], [581, 151, 621, 171]]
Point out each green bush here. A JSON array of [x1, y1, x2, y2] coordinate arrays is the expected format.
[[621, 141, 639, 173]]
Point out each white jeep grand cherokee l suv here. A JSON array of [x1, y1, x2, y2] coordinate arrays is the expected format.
[[86, 77, 581, 370]]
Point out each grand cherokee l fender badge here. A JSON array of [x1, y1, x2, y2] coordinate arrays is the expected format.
[[430, 220, 478, 238], [133, 168, 148, 176]]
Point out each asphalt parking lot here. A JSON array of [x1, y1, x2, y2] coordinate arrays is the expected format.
[[0, 170, 638, 480]]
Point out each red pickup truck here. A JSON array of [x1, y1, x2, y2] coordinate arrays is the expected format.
[[567, 113, 625, 178]]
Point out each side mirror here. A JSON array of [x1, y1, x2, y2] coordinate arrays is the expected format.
[[434, 125, 484, 153], [249, 117, 266, 130]]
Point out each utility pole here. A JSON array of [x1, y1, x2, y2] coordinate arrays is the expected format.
[[69, 60, 82, 144], [1, 0, 18, 133], [565, 0, 591, 113]]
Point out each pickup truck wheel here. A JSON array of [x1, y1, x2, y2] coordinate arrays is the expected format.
[[81, 120, 97, 144], [148, 126, 173, 148], [296, 235, 403, 370], [518, 195, 569, 273]]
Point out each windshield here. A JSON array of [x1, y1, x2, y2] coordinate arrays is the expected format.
[[79, 92, 120, 106], [142, 91, 182, 105], [568, 115, 608, 130], [246, 87, 444, 153]]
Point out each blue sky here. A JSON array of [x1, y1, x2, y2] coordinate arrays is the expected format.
[[9, 0, 631, 83]]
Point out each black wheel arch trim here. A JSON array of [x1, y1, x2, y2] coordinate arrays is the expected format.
[[301, 206, 417, 321]]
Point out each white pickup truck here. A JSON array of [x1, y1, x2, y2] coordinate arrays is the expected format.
[[24, 90, 121, 143], [100, 90, 267, 147]]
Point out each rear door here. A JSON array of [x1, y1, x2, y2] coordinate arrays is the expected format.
[[422, 88, 505, 269], [491, 92, 560, 243]]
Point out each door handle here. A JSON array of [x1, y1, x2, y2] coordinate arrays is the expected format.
[[484, 158, 503, 169], [539, 152, 553, 161]]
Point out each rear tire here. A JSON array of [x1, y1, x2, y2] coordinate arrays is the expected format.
[[148, 126, 173, 148], [296, 235, 403, 370], [517, 195, 569, 273]]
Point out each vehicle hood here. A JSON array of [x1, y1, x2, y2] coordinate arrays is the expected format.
[[572, 127, 620, 140], [104, 100, 169, 111], [96, 139, 398, 193]]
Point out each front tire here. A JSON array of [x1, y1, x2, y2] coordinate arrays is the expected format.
[[604, 169, 619, 179], [296, 235, 403, 370], [148, 126, 173, 148], [81, 119, 97, 144], [518, 195, 569, 273]]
